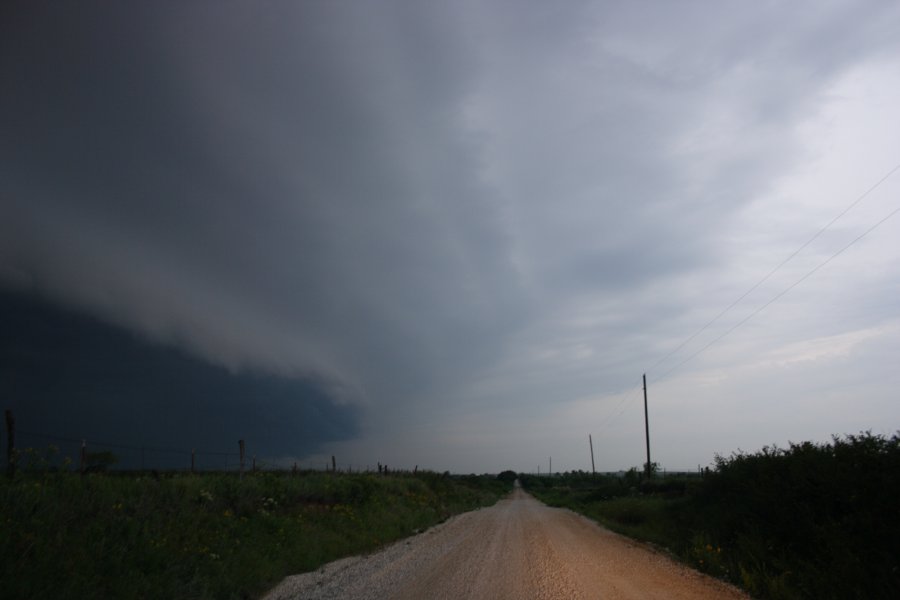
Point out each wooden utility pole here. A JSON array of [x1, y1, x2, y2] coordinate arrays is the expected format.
[[589, 434, 596, 476], [643, 373, 652, 478], [5, 409, 15, 479]]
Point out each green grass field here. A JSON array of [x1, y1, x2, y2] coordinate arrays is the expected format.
[[1, 467, 511, 600]]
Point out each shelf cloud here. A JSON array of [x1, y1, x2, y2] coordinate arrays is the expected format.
[[3, 1, 900, 471]]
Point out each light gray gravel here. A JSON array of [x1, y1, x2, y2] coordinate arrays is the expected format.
[[263, 487, 749, 600]]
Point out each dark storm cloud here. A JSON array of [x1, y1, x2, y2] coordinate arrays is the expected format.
[[3, 1, 900, 472], [0, 1, 527, 406], [0, 288, 357, 467]]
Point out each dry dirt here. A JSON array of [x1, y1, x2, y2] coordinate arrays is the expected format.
[[264, 485, 750, 600]]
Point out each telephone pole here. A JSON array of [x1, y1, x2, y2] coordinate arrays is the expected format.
[[589, 434, 596, 476], [643, 373, 652, 478]]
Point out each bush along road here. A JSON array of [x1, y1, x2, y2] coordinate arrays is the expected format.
[[524, 432, 900, 600]]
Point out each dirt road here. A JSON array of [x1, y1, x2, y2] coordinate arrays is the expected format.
[[264, 486, 749, 600]]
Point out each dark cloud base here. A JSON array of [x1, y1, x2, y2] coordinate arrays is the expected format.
[[0, 287, 359, 470]]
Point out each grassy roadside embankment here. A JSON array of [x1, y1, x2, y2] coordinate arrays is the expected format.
[[1, 466, 512, 600], [523, 432, 899, 600]]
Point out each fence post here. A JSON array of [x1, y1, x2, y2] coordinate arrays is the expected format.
[[238, 439, 245, 480], [5, 409, 14, 479]]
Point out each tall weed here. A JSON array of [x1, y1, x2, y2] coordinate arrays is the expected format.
[[0, 470, 510, 600]]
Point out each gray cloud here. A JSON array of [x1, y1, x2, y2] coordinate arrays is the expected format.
[[3, 1, 900, 471], [1, 1, 529, 405]]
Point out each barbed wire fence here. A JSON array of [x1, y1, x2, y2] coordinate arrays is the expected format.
[[3, 409, 410, 477]]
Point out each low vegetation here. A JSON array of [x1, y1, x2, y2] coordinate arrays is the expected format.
[[523, 432, 900, 600], [0, 462, 511, 600]]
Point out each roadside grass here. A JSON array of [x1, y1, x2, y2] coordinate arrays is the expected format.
[[524, 472, 693, 550], [523, 432, 900, 600], [0, 468, 511, 600]]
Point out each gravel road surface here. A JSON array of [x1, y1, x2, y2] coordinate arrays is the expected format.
[[264, 486, 749, 600]]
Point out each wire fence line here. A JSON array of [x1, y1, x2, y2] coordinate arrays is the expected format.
[[4, 415, 393, 474], [17, 428, 237, 457], [14, 427, 241, 471]]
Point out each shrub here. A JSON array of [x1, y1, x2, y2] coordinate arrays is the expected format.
[[521, 432, 900, 600], [686, 432, 900, 599], [496, 470, 517, 483]]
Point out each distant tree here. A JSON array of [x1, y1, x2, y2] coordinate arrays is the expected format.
[[496, 470, 517, 483], [623, 466, 641, 487]]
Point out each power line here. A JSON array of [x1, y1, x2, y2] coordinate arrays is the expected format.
[[594, 165, 900, 455], [593, 379, 643, 432], [653, 200, 900, 383], [646, 161, 900, 376]]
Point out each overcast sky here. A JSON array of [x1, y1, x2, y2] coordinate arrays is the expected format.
[[2, 1, 900, 473]]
